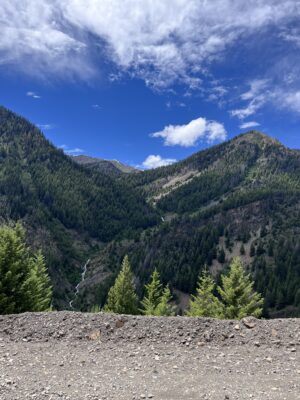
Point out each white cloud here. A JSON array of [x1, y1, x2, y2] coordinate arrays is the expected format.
[[230, 80, 270, 119], [59, 144, 84, 155], [92, 104, 101, 109], [37, 123, 54, 130], [151, 117, 227, 147], [0, 0, 299, 88], [27, 91, 41, 99], [65, 148, 84, 155], [239, 121, 260, 129], [142, 155, 176, 169], [281, 91, 300, 114]]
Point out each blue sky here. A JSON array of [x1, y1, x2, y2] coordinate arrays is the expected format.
[[1, 1, 300, 168]]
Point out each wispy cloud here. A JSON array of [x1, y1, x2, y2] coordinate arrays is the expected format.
[[0, 1, 298, 89], [239, 121, 260, 130], [151, 117, 227, 147], [92, 104, 102, 110], [26, 91, 41, 99], [59, 144, 84, 155], [230, 80, 269, 120], [37, 123, 54, 130], [141, 155, 176, 169]]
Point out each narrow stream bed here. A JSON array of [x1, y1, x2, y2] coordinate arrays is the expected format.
[[69, 259, 90, 309]]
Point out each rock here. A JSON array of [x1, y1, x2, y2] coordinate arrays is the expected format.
[[242, 317, 257, 329]]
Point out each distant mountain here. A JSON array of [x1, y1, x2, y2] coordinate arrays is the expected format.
[[72, 155, 137, 176], [1, 106, 300, 317]]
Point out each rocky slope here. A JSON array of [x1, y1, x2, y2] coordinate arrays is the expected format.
[[72, 155, 137, 176], [0, 312, 299, 399]]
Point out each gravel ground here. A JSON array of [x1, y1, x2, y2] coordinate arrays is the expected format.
[[0, 312, 299, 400]]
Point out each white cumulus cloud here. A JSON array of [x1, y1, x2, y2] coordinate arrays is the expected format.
[[142, 155, 176, 169], [151, 117, 227, 147]]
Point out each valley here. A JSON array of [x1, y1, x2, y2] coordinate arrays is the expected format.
[[1, 106, 300, 317]]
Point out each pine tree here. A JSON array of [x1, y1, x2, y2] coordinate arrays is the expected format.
[[141, 269, 175, 316], [250, 242, 256, 257], [218, 257, 264, 319], [141, 269, 163, 315], [22, 251, 52, 312], [0, 224, 52, 314], [186, 268, 224, 318], [155, 285, 175, 316], [218, 248, 226, 263], [104, 255, 138, 315], [240, 244, 245, 255]]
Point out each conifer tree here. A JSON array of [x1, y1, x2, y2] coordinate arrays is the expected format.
[[141, 269, 163, 315], [186, 268, 224, 318], [22, 251, 52, 312], [104, 255, 138, 315], [0, 224, 52, 314], [141, 269, 175, 316], [218, 257, 264, 319], [240, 244, 245, 255], [155, 285, 175, 316]]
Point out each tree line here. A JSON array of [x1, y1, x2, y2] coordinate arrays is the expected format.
[[100, 255, 264, 319]]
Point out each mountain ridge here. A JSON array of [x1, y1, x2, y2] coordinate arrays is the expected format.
[[1, 105, 300, 316]]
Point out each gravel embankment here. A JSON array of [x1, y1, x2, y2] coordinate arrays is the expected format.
[[0, 312, 299, 400]]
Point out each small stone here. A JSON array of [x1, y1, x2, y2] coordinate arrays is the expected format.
[[234, 325, 240, 331], [242, 317, 256, 329]]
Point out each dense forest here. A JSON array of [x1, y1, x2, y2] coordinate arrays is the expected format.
[[1, 106, 300, 316]]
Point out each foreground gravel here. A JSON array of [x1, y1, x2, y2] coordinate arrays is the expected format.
[[0, 312, 299, 400]]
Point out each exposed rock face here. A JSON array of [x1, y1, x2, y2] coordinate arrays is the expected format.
[[0, 312, 299, 399]]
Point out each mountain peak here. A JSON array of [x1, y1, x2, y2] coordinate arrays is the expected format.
[[234, 130, 281, 147]]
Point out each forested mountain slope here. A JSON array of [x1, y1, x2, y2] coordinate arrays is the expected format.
[[82, 132, 300, 317], [0, 107, 158, 307], [1, 106, 300, 316]]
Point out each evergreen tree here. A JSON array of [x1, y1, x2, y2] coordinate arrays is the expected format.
[[141, 269, 175, 316], [22, 251, 52, 312], [240, 244, 245, 255], [218, 257, 264, 319], [186, 268, 224, 318], [155, 285, 175, 316], [250, 242, 256, 257], [0, 224, 52, 314], [141, 269, 163, 315], [104, 255, 138, 315], [218, 248, 226, 263]]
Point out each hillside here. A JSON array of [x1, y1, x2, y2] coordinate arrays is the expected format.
[[0, 106, 158, 308], [72, 155, 137, 176], [0, 312, 299, 399], [0, 106, 300, 316], [81, 132, 300, 317]]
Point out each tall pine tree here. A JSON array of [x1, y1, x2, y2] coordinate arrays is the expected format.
[[186, 268, 224, 318], [141, 269, 175, 316], [0, 224, 52, 314], [104, 255, 138, 315], [218, 257, 263, 319]]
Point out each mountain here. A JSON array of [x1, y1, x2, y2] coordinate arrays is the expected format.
[[1, 106, 300, 317], [0, 106, 158, 308], [80, 132, 300, 317], [72, 155, 137, 176]]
